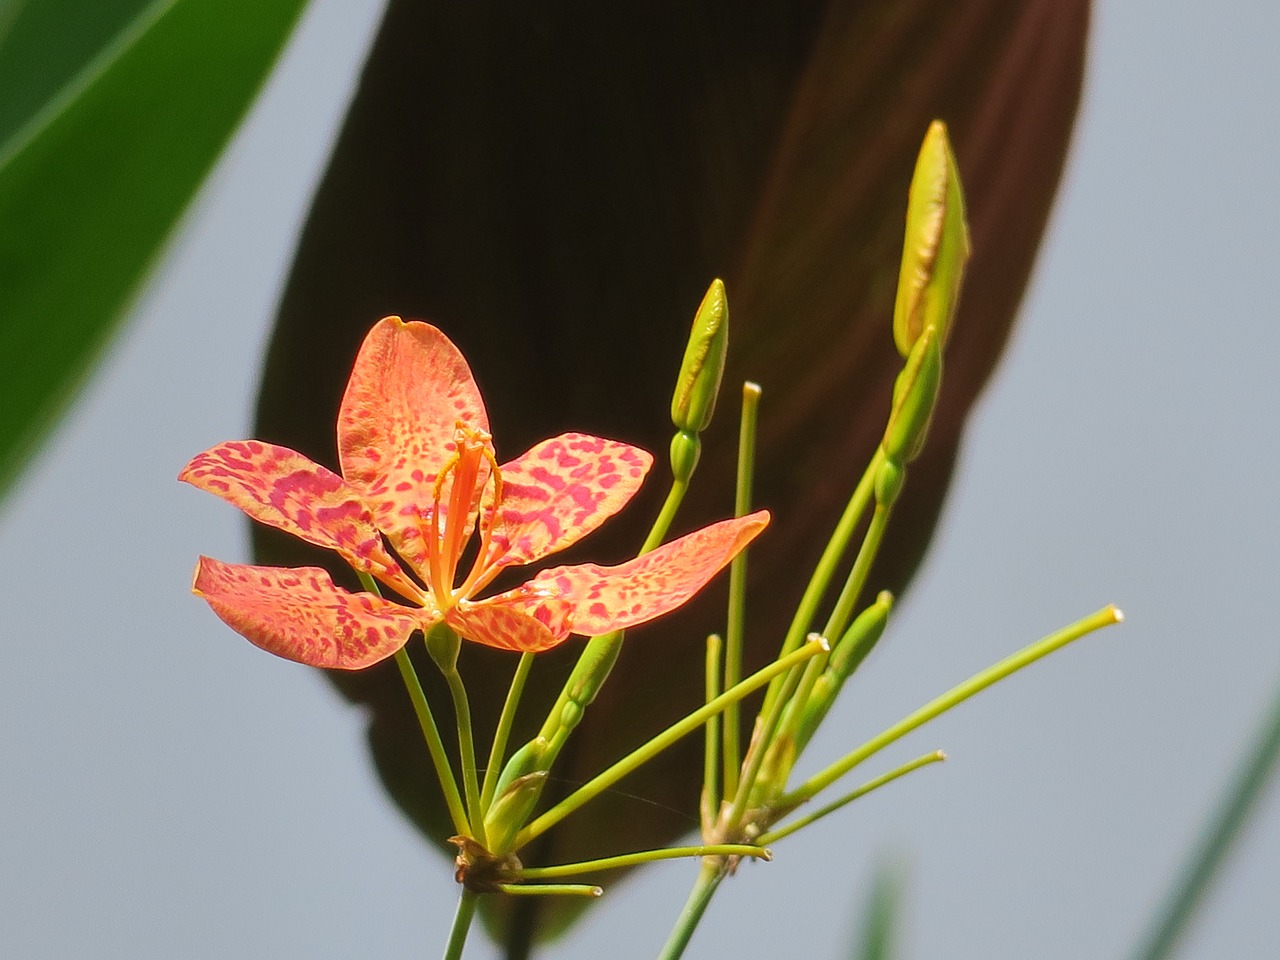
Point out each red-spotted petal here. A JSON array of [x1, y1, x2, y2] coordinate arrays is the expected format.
[[192, 557, 432, 670], [519, 511, 770, 637], [180, 441, 424, 601], [337, 317, 489, 575], [481, 433, 653, 575], [444, 596, 574, 653]]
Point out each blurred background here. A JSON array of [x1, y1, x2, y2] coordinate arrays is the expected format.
[[1, 1, 1277, 958]]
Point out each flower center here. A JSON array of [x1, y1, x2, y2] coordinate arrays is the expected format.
[[428, 424, 502, 609]]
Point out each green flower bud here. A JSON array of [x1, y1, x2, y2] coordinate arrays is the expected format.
[[882, 324, 942, 466], [671, 279, 729, 433], [424, 621, 461, 672], [892, 121, 970, 357], [669, 430, 702, 483], [484, 771, 548, 855]]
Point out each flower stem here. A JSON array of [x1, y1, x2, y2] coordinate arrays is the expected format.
[[514, 637, 829, 850], [442, 889, 478, 960], [657, 858, 726, 960], [441, 659, 486, 847], [355, 571, 469, 837], [781, 605, 1123, 811], [702, 633, 723, 832], [723, 382, 760, 798], [481, 652, 534, 812], [493, 883, 602, 898], [515, 843, 767, 880], [756, 750, 946, 845], [762, 448, 884, 716], [643, 476, 689, 553]]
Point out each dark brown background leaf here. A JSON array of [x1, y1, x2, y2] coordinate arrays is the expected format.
[[252, 0, 1087, 951]]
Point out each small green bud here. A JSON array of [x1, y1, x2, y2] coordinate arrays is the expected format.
[[490, 737, 546, 803], [874, 459, 905, 506], [882, 324, 942, 466], [669, 430, 701, 483], [484, 771, 548, 855], [892, 121, 971, 357], [424, 621, 461, 672], [671, 279, 729, 432]]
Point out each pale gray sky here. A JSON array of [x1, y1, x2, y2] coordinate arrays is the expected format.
[[2, 1, 1277, 958]]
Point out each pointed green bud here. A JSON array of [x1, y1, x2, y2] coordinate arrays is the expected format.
[[796, 592, 894, 750], [671, 279, 729, 433], [892, 121, 971, 357], [883, 324, 942, 466], [484, 771, 549, 855]]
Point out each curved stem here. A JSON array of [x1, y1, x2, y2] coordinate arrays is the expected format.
[[442, 660, 485, 847], [657, 859, 726, 960], [515, 844, 767, 881]]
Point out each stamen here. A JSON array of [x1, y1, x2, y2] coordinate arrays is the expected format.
[[457, 441, 505, 600]]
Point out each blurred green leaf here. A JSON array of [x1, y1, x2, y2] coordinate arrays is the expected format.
[[1130, 679, 1280, 960], [853, 862, 905, 960], [0, 0, 310, 501]]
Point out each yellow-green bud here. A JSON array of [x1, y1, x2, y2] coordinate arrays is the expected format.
[[874, 459, 905, 507], [671, 279, 729, 433], [883, 324, 942, 466], [484, 771, 548, 855], [669, 430, 701, 483], [892, 121, 971, 357]]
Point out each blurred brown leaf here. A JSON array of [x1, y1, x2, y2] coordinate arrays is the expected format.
[[253, 0, 1087, 951]]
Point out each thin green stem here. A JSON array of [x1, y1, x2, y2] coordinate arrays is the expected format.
[[355, 571, 469, 837], [1129, 676, 1280, 960], [757, 750, 946, 845], [763, 448, 884, 716], [723, 382, 760, 798], [782, 605, 1123, 810], [514, 638, 829, 850], [727, 640, 813, 827], [441, 661, 485, 847], [481, 652, 534, 812], [515, 844, 768, 880], [493, 883, 602, 898], [820, 501, 893, 650], [703, 633, 723, 833], [441, 889, 478, 960], [657, 858, 726, 960], [642, 476, 689, 553]]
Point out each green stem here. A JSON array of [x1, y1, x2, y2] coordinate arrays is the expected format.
[[442, 661, 485, 847], [481, 652, 534, 812], [515, 844, 768, 880], [763, 448, 884, 716], [657, 858, 726, 960], [441, 889, 478, 960], [392, 648, 470, 837], [782, 606, 1122, 810], [723, 382, 760, 798], [355, 571, 469, 837], [1129, 676, 1280, 960], [820, 501, 893, 649], [514, 638, 829, 850], [726, 640, 812, 827], [703, 633, 723, 833], [757, 750, 945, 845], [493, 882, 602, 898]]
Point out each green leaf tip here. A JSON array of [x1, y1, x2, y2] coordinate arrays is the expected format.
[[892, 121, 971, 357], [671, 279, 729, 433]]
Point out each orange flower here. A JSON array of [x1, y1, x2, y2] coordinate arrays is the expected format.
[[182, 317, 768, 668]]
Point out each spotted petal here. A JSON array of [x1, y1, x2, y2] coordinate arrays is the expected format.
[[513, 510, 770, 637], [192, 557, 430, 669], [445, 596, 574, 653], [180, 441, 423, 600], [482, 433, 653, 574], [337, 317, 489, 574]]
